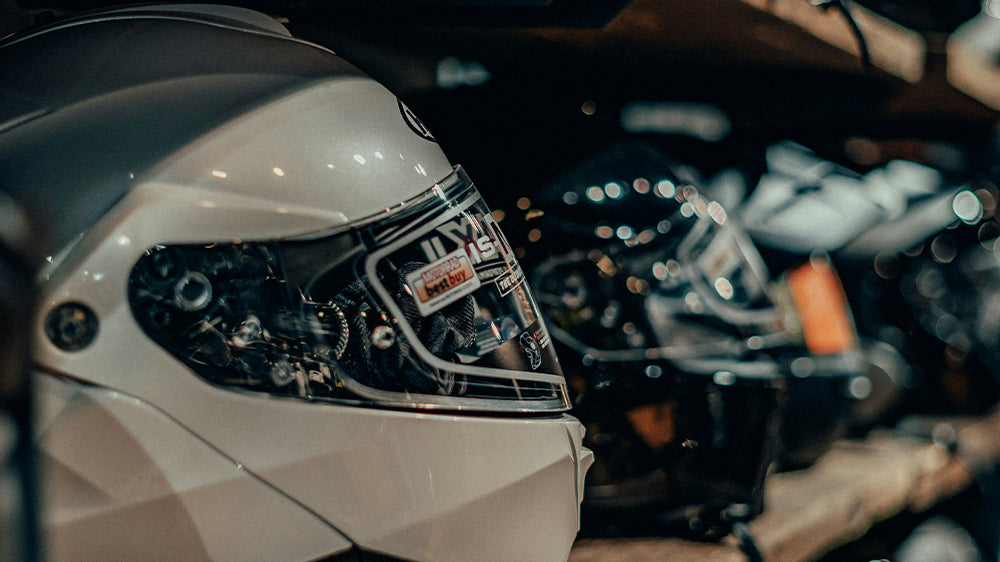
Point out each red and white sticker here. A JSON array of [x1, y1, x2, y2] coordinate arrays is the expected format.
[[406, 248, 482, 316]]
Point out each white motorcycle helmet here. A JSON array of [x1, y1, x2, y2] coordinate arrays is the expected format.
[[1, 5, 590, 561]]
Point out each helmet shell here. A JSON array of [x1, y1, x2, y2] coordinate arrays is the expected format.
[[3, 6, 590, 560]]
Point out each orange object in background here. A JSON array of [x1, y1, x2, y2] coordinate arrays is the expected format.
[[626, 402, 677, 450], [786, 256, 859, 355]]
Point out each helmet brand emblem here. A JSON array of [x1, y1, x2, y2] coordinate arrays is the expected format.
[[398, 99, 436, 142], [520, 331, 542, 370]]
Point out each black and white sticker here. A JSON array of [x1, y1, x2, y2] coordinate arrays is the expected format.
[[520, 331, 543, 370], [398, 99, 436, 142], [419, 212, 517, 280], [495, 263, 525, 297]]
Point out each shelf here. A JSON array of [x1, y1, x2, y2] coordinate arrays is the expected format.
[[741, 0, 1000, 114], [569, 406, 1000, 561]]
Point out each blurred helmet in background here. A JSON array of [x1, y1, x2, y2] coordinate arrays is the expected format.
[[498, 140, 864, 538]]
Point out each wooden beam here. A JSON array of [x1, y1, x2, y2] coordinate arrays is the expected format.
[[740, 0, 926, 82]]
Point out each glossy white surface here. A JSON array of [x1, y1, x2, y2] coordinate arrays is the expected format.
[[34, 375, 353, 560], [32, 52, 590, 561], [151, 78, 455, 233]]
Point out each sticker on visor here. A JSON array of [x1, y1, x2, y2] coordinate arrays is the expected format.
[[495, 263, 525, 297], [406, 247, 482, 316], [520, 331, 543, 370]]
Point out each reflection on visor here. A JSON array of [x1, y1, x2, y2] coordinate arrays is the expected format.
[[128, 167, 569, 413]]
